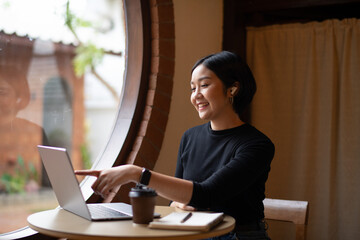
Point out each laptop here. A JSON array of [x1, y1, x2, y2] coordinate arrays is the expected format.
[[38, 145, 139, 221]]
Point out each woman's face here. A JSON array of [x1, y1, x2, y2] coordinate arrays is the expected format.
[[190, 64, 233, 122]]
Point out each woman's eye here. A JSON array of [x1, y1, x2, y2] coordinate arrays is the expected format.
[[191, 83, 209, 92]]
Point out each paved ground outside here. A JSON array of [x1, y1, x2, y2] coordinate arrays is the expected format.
[[0, 189, 58, 234]]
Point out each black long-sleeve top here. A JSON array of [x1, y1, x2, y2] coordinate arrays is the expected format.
[[175, 122, 274, 225]]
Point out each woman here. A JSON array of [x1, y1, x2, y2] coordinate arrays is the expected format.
[[76, 51, 274, 240]]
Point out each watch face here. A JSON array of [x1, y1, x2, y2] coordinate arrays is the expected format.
[[140, 168, 151, 186]]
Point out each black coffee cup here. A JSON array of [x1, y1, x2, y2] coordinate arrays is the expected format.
[[129, 184, 157, 224]]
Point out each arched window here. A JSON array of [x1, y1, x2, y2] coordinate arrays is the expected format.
[[0, 0, 174, 238]]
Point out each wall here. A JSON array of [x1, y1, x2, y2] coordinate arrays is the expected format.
[[153, 0, 223, 205]]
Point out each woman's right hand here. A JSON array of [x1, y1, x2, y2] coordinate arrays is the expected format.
[[75, 165, 140, 199], [170, 201, 196, 211]]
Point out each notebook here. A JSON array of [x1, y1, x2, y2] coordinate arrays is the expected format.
[[37, 145, 136, 221], [149, 212, 224, 232]]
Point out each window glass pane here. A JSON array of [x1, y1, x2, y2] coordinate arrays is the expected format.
[[0, 0, 125, 233]]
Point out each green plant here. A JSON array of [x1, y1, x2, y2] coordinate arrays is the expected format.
[[74, 43, 104, 77], [0, 156, 38, 194], [80, 144, 92, 170], [64, 0, 119, 102], [80, 120, 92, 169]]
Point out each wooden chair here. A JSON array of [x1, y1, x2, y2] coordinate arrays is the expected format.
[[263, 198, 309, 240]]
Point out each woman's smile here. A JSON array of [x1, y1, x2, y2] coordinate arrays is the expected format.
[[197, 102, 209, 111]]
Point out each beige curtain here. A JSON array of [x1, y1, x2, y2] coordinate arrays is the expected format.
[[246, 19, 360, 240]]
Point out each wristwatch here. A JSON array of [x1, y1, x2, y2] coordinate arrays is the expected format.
[[139, 168, 151, 186]]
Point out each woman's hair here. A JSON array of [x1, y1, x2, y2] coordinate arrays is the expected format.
[[191, 51, 256, 118]]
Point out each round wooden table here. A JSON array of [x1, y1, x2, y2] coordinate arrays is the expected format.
[[27, 206, 235, 240]]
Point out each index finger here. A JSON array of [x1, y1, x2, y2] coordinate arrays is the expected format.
[[75, 170, 100, 177]]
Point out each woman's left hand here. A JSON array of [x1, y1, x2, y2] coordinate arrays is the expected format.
[[170, 201, 196, 211]]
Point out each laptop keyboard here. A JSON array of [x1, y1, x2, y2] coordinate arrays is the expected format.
[[88, 204, 130, 218]]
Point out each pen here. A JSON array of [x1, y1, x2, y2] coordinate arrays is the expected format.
[[180, 212, 192, 223]]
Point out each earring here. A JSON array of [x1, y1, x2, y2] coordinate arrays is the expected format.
[[229, 96, 234, 105], [231, 87, 237, 95]]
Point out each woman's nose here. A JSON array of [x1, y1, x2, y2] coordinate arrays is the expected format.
[[193, 90, 202, 99], [194, 88, 203, 96]]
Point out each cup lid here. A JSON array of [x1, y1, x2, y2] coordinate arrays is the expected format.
[[129, 184, 157, 197]]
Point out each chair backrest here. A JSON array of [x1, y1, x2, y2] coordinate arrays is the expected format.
[[263, 198, 309, 240]]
